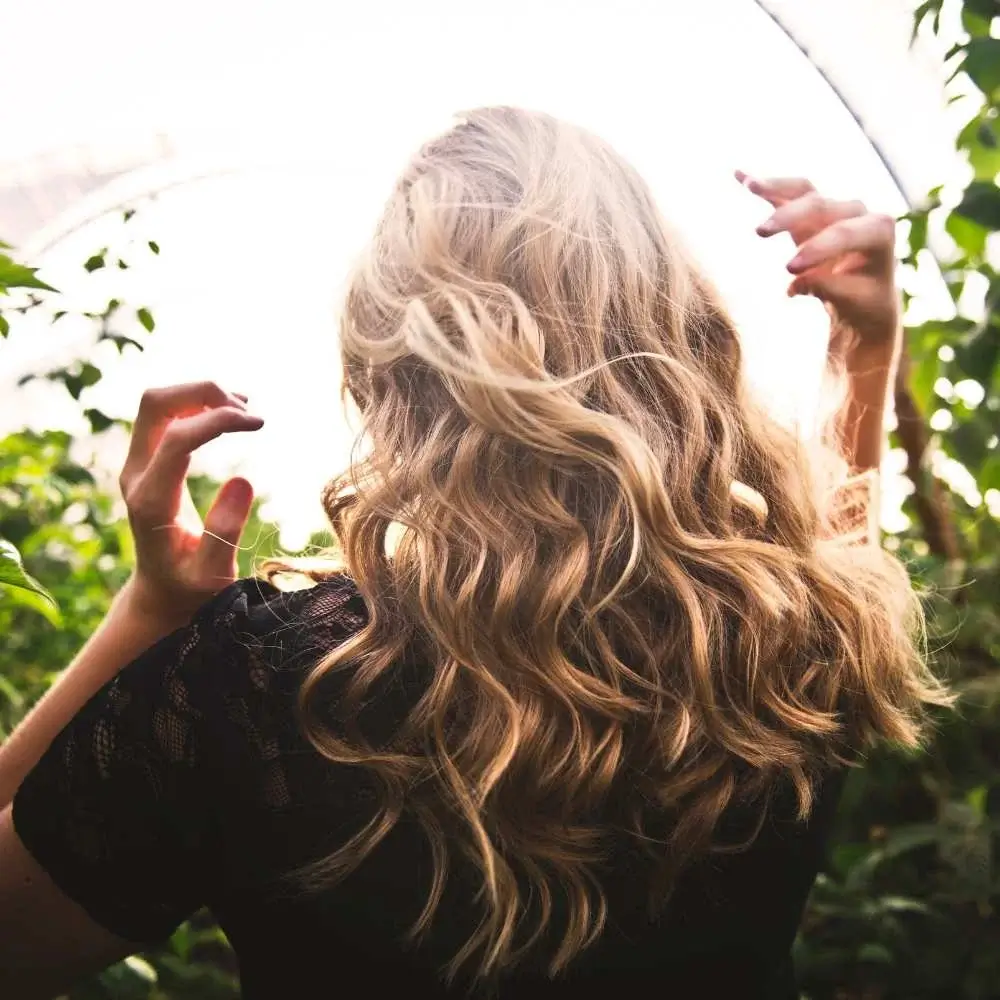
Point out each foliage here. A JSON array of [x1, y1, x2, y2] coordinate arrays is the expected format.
[[1, 5, 999, 997], [0, 220, 244, 998], [794, 4, 1000, 998]]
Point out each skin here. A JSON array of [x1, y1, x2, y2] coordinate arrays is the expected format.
[[738, 171, 902, 473], [0, 177, 902, 998]]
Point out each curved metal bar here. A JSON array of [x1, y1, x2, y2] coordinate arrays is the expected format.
[[752, 0, 916, 207]]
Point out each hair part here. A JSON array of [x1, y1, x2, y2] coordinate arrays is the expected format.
[[272, 106, 950, 983]]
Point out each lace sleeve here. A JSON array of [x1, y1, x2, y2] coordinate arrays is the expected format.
[[10, 579, 305, 944]]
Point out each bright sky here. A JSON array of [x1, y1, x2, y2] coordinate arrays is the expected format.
[[0, 0, 962, 546]]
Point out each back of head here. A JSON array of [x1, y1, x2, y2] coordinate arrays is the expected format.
[[296, 107, 947, 982]]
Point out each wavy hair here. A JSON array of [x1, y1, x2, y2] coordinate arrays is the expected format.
[[275, 107, 949, 982]]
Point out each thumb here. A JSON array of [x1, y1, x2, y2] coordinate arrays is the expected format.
[[787, 273, 833, 300], [789, 272, 872, 309], [196, 476, 255, 586]]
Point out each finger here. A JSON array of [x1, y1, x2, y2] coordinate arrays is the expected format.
[[127, 408, 264, 524], [757, 195, 866, 239], [737, 172, 815, 207], [195, 476, 255, 584], [786, 272, 873, 313], [787, 213, 897, 274], [124, 382, 248, 480]]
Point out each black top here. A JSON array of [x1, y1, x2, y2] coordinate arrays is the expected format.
[[13, 577, 844, 999]]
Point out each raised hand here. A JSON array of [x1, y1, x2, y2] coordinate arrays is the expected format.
[[118, 381, 264, 622], [737, 172, 901, 360]]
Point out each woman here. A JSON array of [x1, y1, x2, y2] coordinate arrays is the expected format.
[[0, 108, 947, 999]]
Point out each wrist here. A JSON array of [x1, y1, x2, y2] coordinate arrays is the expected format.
[[842, 340, 899, 382], [119, 576, 195, 634], [827, 308, 901, 373]]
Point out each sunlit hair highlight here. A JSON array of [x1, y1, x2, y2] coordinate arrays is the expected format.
[[269, 107, 950, 983]]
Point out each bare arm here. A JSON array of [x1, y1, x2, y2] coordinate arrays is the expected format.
[[837, 338, 900, 475], [0, 806, 135, 1000], [739, 172, 902, 482], [0, 382, 261, 997]]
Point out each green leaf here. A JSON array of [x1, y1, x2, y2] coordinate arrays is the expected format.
[[0, 673, 26, 712], [962, 8, 993, 37], [955, 181, 1000, 231], [912, 0, 944, 42], [955, 320, 1000, 385], [0, 313, 8, 337], [98, 332, 144, 354], [83, 251, 107, 273], [949, 416, 993, 470], [962, 38, 1000, 98], [964, 0, 1000, 20], [136, 307, 155, 332], [122, 208, 136, 222], [0, 538, 58, 611], [957, 112, 1000, 182], [858, 942, 894, 964], [47, 362, 103, 400], [123, 955, 157, 983], [902, 209, 930, 265], [83, 408, 115, 433], [879, 896, 933, 915], [148, 240, 160, 255], [879, 823, 941, 861], [116, 258, 129, 270], [966, 785, 988, 818], [0, 254, 56, 293], [910, 347, 940, 412], [2, 579, 63, 626], [980, 454, 1000, 491], [947, 212, 989, 259]]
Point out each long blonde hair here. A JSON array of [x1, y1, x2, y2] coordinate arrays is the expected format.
[[282, 107, 948, 982]]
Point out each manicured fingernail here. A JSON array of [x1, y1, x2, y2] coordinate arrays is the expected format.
[[757, 220, 778, 237], [225, 477, 254, 504]]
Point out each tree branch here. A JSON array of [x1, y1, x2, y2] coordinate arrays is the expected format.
[[893, 346, 962, 561]]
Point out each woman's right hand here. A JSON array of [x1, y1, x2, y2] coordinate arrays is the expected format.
[[738, 172, 901, 365], [118, 381, 264, 625]]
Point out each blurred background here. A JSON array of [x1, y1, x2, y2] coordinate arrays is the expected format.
[[1, 1, 998, 998]]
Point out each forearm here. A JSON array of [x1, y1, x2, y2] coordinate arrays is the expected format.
[[838, 343, 898, 474], [0, 579, 183, 808]]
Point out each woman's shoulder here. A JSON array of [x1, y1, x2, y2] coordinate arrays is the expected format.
[[191, 573, 369, 659], [138, 573, 371, 717]]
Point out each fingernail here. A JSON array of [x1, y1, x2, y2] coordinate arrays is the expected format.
[[225, 477, 254, 504], [787, 255, 807, 274], [757, 221, 778, 237]]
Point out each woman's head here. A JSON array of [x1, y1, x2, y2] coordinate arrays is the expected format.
[[341, 107, 749, 490], [292, 107, 948, 982]]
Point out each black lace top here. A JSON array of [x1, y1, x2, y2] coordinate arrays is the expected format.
[[12, 577, 844, 999]]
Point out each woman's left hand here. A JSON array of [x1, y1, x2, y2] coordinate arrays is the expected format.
[[738, 172, 901, 362]]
